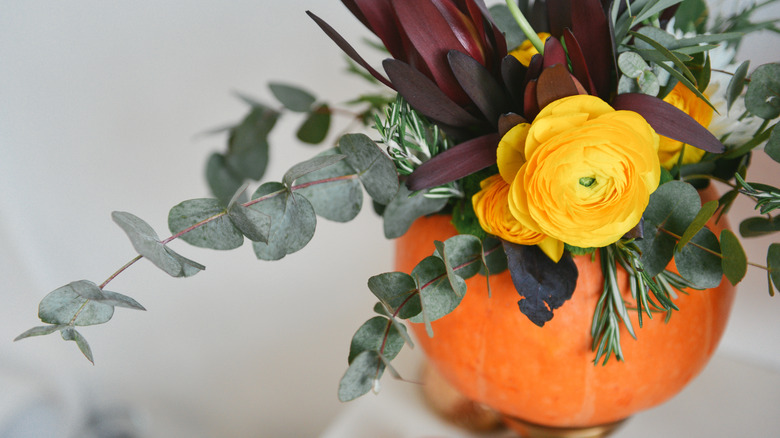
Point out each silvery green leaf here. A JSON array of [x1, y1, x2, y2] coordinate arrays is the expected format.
[[98, 291, 146, 311], [112, 211, 183, 276], [14, 324, 67, 341], [720, 230, 747, 286], [637, 181, 702, 277], [297, 104, 331, 144], [205, 152, 244, 206], [618, 52, 649, 79], [367, 272, 421, 320], [282, 154, 347, 188], [674, 228, 722, 289], [269, 82, 316, 112], [227, 105, 278, 180], [768, 244, 780, 295], [633, 0, 684, 27], [637, 70, 660, 96], [433, 241, 467, 297], [348, 316, 406, 364], [68, 280, 105, 300], [39, 285, 114, 326], [338, 350, 383, 402], [61, 328, 94, 364], [766, 126, 780, 163], [250, 183, 316, 261], [164, 247, 205, 277], [436, 234, 484, 280], [168, 199, 244, 250], [618, 75, 641, 94], [745, 63, 780, 120], [726, 61, 749, 112], [409, 256, 463, 325], [382, 186, 448, 238], [296, 149, 363, 222], [676, 200, 719, 252], [339, 134, 399, 205], [227, 203, 270, 243]]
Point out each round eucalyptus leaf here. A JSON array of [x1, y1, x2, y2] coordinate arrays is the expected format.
[[745, 63, 780, 120], [765, 125, 780, 163], [720, 229, 747, 286], [637, 181, 701, 277], [768, 243, 780, 294], [269, 82, 316, 112], [348, 316, 406, 364], [674, 227, 723, 289], [99, 290, 146, 311], [39, 285, 114, 326], [367, 272, 421, 320], [339, 134, 399, 205], [250, 183, 317, 260], [437, 234, 485, 280], [168, 198, 244, 250], [382, 186, 448, 239], [297, 104, 331, 144], [338, 350, 383, 402], [637, 70, 660, 96], [726, 60, 750, 111], [206, 153, 244, 207], [296, 149, 363, 222], [409, 256, 463, 324], [618, 52, 649, 79], [15, 324, 67, 341], [739, 216, 780, 237]]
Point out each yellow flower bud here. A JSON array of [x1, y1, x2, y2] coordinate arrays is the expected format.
[[658, 82, 714, 168], [509, 32, 551, 66]]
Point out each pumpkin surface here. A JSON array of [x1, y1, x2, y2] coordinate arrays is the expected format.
[[398, 187, 735, 427]]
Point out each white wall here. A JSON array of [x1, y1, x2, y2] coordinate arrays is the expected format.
[[0, 1, 778, 437]]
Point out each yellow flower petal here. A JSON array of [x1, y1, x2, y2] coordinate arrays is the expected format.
[[537, 236, 564, 262], [497, 123, 530, 184]]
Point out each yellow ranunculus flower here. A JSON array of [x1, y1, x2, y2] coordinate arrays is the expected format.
[[507, 95, 661, 248], [509, 32, 551, 66], [658, 82, 714, 168], [472, 174, 546, 246]]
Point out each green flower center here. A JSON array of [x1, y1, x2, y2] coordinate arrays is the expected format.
[[579, 177, 597, 188]]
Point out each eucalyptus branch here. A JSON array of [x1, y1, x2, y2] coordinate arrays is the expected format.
[[659, 227, 770, 271]]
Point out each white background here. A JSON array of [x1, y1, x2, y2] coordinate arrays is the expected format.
[[1, 1, 778, 437]]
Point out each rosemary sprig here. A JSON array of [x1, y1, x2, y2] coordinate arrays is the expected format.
[[591, 242, 695, 365], [374, 95, 462, 199]]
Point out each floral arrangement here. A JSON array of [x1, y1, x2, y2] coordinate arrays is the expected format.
[[15, 0, 780, 405]]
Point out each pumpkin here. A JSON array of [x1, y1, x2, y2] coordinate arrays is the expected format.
[[396, 186, 735, 429]]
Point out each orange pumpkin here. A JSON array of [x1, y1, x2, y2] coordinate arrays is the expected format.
[[397, 187, 735, 429]]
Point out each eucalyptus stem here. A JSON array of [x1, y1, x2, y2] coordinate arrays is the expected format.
[[659, 228, 770, 271], [505, 0, 545, 54]]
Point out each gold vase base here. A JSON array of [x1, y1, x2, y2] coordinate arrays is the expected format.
[[502, 416, 627, 438]]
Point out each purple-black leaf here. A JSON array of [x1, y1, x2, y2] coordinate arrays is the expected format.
[[448, 50, 512, 125], [612, 93, 725, 154], [571, 0, 614, 99], [346, 0, 406, 60], [501, 55, 527, 113], [406, 133, 500, 191], [391, 0, 469, 103], [546, 0, 572, 38], [503, 241, 578, 327], [563, 29, 598, 95], [307, 11, 394, 89], [383, 59, 484, 128]]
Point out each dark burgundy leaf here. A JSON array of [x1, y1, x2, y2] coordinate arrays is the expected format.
[[498, 113, 527, 137], [530, 0, 549, 33], [537, 64, 580, 110], [392, 0, 469, 103], [340, 0, 369, 29], [542, 35, 567, 69], [612, 93, 725, 154], [433, 0, 485, 65], [501, 55, 527, 113], [503, 241, 578, 327], [546, 0, 572, 38], [563, 29, 598, 95], [524, 79, 540, 120], [406, 133, 500, 191], [524, 54, 544, 89], [383, 58, 484, 128], [350, 0, 406, 59], [448, 50, 512, 124], [571, 0, 614, 99], [307, 11, 394, 88]]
